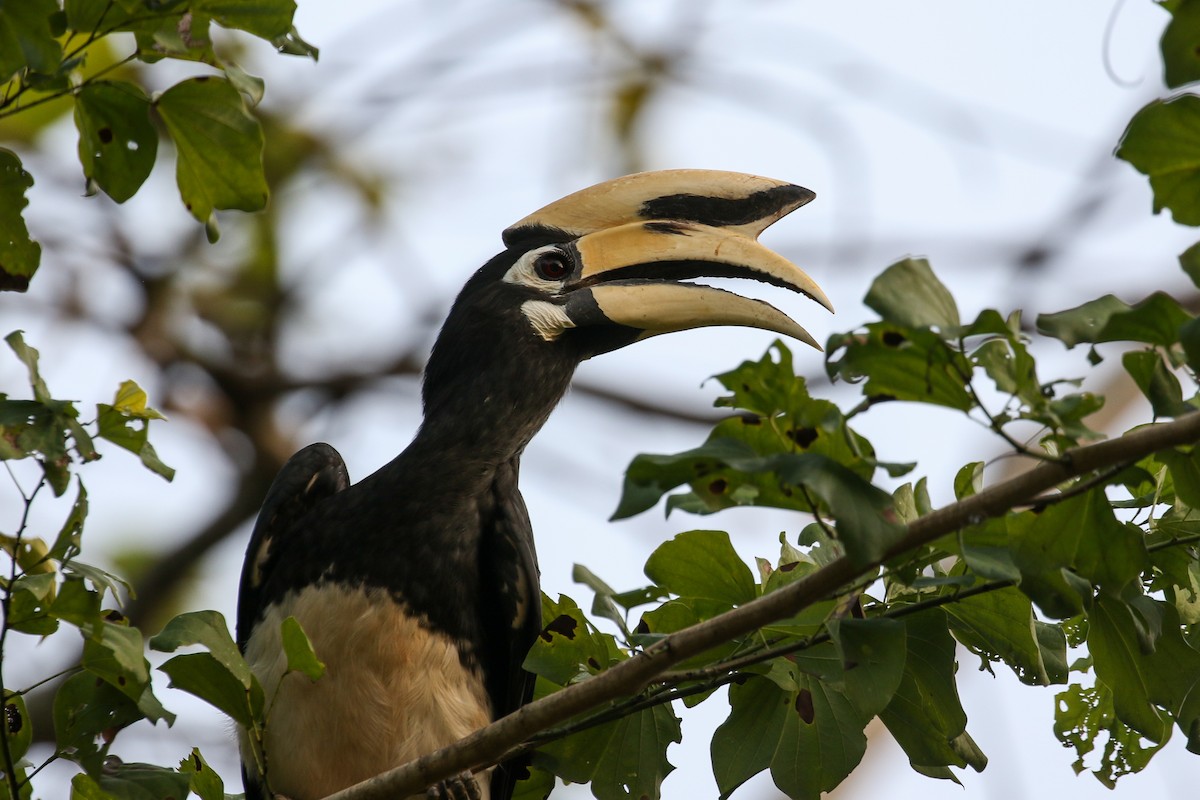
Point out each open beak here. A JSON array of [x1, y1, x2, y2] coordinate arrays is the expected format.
[[505, 170, 831, 350]]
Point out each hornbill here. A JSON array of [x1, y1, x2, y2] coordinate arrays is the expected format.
[[235, 170, 831, 800]]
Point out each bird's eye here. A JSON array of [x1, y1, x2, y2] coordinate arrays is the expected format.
[[533, 252, 570, 281]]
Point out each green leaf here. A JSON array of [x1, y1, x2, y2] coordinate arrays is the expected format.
[[1011, 490, 1148, 595], [6, 331, 50, 404], [150, 609, 254, 682], [1036, 295, 1130, 348], [711, 676, 787, 798], [155, 76, 268, 236], [1123, 350, 1189, 417], [1162, 0, 1200, 88], [1088, 596, 1169, 742], [535, 702, 681, 800], [767, 454, 904, 566], [879, 609, 984, 777], [61, 559, 132, 603], [1038, 292, 1193, 349], [953, 461, 983, 500], [222, 61, 265, 106], [195, 0, 297, 39], [524, 595, 623, 686], [0, 0, 62, 83], [75, 761, 191, 800], [947, 518, 1021, 582], [81, 620, 153, 700], [510, 766, 555, 800], [1035, 622, 1069, 684], [1054, 682, 1164, 788], [49, 577, 103, 630], [0, 149, 40, 291], [944, 587, 1056, 685], [573, 564, 629, 633], [96, 380, 174, 480], [179, 747, 225, 800], [637, 598, 740, 668], [1117, 95, 1200, 225], [769, 672, 869, 800], [828, 617, 906, 718], [1181, 240, 1200, 288], [8, 572, 58, 634], [1095, 599, 1200, 747], [1157, 447, 1200, 508], [272, 25, 319, 59], [159, 652, 264, 728], [618, 443, 901, 567], [1098, 293, 1194, 347], [644, 530, 756, 607], [74, 82, 158, 203], [150, 610, 264, 725], [54, 672, 149, 774], [49, 480, 88, 561], [1180, 316, 1200, 371], [130, 10, 215, 63], [281, 615, 326, 681], [63, 0, 135, 33], [826, 323, 973, 410], [864, 258, 960, 329], [615, 438, 757, 519], [3, 692, 32, 762]]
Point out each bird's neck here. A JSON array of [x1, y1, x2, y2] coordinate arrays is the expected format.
[[413, 355, 577, 467]]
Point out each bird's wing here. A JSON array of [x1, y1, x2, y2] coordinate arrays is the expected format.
[[483, 465, 543, 800], [236, 442, 350, 650]]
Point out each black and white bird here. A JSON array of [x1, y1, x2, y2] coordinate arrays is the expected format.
[[235, 170, 831, 800]]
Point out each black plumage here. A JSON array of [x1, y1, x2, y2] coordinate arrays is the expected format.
[[235, 170, 829, 800]]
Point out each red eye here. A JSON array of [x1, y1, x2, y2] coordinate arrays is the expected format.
[[534, 252, 570, 281]]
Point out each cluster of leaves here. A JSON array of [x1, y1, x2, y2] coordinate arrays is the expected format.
[[511, 255, 1200, 800], [496, 9, 1200, 797], [0, 331, 328, 799], [0, 0, 318, 291]]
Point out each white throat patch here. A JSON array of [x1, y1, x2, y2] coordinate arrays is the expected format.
[[521, 300, 575, 341]]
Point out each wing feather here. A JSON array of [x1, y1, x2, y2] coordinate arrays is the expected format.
[[236, 442, 350, 650]]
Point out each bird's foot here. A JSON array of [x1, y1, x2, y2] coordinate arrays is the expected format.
[[426, 771, 481, 800]]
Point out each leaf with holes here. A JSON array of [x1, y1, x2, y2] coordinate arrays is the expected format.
[[944, 587, 1058, 686], [826, 323, 973, 411], [0, 149, 40, 291], [74, 82, 158, 203]]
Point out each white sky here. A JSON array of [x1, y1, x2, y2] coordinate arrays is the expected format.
[[4, 1, 1200, 798]]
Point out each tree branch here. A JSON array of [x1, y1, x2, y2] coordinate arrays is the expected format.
[[321, 411, 1200, 800]]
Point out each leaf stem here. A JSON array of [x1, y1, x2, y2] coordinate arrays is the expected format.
[[0, 473, 43, 797]]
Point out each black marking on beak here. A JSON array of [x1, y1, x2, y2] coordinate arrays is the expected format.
[[638, 184, 815, 228]]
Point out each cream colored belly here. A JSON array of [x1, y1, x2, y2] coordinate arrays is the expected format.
[[240, 585, 492, 800]]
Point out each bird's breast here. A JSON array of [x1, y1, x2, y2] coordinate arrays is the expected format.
[[240, 584, 493, 800]]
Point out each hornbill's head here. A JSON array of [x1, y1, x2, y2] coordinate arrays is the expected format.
[[422, 170, 831, 438]]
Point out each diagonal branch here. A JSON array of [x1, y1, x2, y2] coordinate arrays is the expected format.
[[322, 411, 1200, 800]]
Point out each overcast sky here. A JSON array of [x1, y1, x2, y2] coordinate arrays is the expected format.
[[5, 1, 1199, 798]]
